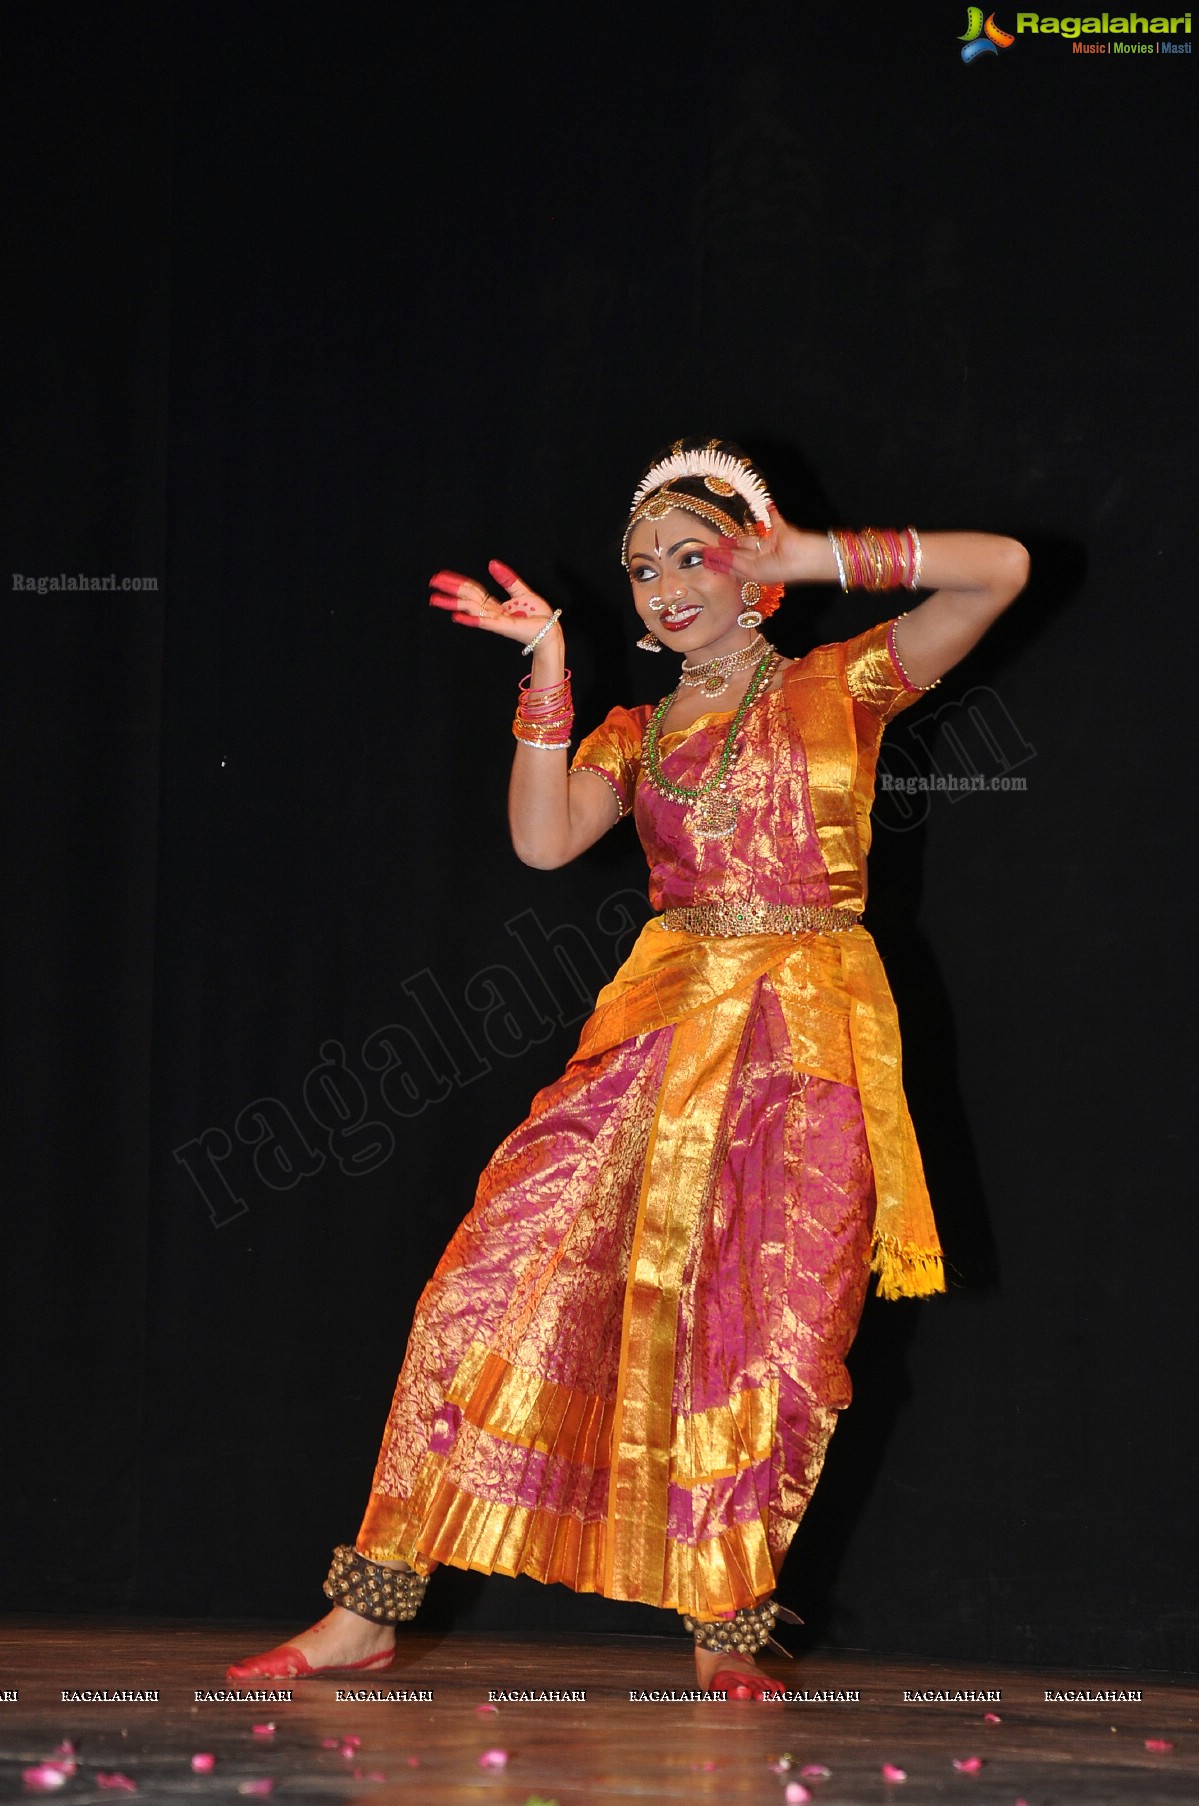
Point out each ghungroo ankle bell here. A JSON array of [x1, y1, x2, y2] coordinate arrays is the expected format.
[[322, 1544, 428, 1624], [683, 1598, 781, 1655]]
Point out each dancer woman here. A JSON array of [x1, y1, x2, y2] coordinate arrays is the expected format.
[[229, 439, 1028, 1697]]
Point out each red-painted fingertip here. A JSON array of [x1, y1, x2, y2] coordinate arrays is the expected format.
[[430, 570, 471, 594], [451, 613, 481, 627], [488, 559, 519, 586], [700, 547, 735, 573], [428, 596, 459, 610]]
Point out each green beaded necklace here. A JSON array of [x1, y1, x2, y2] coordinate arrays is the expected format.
[[643, 648, 779, 840]]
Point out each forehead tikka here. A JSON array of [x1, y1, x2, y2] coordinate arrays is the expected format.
[[622, 489, 749, 567]]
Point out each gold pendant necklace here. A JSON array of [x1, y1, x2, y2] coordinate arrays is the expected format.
[[691, 785, 741, 840], [644, 650, 780, 842], [677, 635, 768, 699]]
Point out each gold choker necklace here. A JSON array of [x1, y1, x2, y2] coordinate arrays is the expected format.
[[678, 635, 770, 698]]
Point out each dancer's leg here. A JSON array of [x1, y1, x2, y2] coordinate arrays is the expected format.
[[226, 1551, 430, 1680]]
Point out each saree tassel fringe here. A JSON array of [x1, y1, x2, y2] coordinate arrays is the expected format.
[[870, 1232, 946, 1300]]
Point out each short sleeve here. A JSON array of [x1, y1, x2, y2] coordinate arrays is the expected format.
[[842, 618, 932, 724], [570, 704, 646, 820]]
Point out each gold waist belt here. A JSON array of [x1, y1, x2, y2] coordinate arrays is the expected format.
[[657, 902, 861, 937]]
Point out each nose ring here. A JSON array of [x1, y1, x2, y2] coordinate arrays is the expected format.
[[648, 596, 666, 613]]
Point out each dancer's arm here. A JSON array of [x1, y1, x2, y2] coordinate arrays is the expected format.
[[703, 514, 1030, 689], [429, 561, 618, 869]]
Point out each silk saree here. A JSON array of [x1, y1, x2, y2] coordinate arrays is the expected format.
[[357, 620, 942, 1619]]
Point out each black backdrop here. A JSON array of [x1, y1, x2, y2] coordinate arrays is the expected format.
[[3, 1, 1196, 1673]]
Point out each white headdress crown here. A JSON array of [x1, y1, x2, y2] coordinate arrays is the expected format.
[[629, 446, 774, 528]]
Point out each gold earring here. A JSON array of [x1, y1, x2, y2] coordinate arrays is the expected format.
[[737, 581, 763, 630], [636, 632, 663, 652]]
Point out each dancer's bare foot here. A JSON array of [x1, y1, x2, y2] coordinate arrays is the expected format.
[[227, 1604, 395, 1681], [694, 1644, 786, 1699]]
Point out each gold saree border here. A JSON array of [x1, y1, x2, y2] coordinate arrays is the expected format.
[[603, 992, 748, 1603], [357, 1480, 778, 1616]]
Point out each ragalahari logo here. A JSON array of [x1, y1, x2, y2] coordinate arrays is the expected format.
[[959, 7, 1016, 58]]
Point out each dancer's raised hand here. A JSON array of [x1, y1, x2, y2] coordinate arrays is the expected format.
[[698, 505, 811, 588], [429, 559, 559, 649]]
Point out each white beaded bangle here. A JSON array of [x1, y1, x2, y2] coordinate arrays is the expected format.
[[521, 609, 563, 656], [905, 527, 923, 590], [827, 531, 849, 593]]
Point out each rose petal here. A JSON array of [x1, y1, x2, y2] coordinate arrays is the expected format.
[[953, 1757, 984, 1773], [21, 1768, 68, 1792], [191, 1753, 216, 1773], [785, 1786, 812, 1805], [768, 1758, 792, 1774], [1145, 1739, 1175, 1752], [478, 1747, 509, 1768], [405, 1756, 420, 1767], [237, 1784, 275, 1798], [475, 1702, 499, 1713], [53, 1745, 75, 1759], [96, 1775, 138, 1792], [340, 1735, 362, 1750], [320, 1738, 339, 1749], [251, 1723, 275, 1737], [800, 1765, 832, 1780], [983, 1712, 1002, 1724], [881, 1763, 907, 1783]]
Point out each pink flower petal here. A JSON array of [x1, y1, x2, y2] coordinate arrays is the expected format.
[[785, 1786, 812, 1805], [1145, 1739, 1175, 1752], [478, 1747, 509, 1769], [983, 1712, 1002, 1724], [475, 1701, 499, 1713], [767, 1757, 793, 1774], [21, 1768, 68, 1792], [96, 1774, 139, 1792], [52, 1745, 75, 1760], [881, 1763, 907, 1783], [191, 1753, 216, 1773], [237, 1784, 275, 1798], [340, 1735, 362, 1751], [251, 1723, 275, 1737], [320, 1738, 339, 1749], [405, 1756, 420, 1768], [800, 1765, 832, 1780], [953, 1756, 985, 1773]]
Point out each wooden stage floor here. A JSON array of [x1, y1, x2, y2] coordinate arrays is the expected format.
[[0, 1620, 1195, 1803]]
